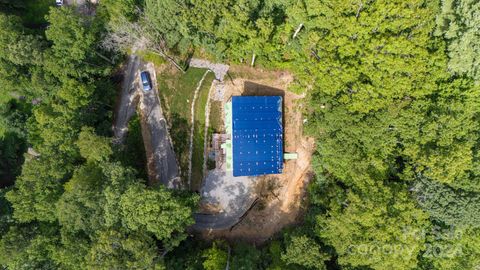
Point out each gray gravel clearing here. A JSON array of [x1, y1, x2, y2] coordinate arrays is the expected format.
[[189, 58, 229, 81], [193, 169, 256, 230]]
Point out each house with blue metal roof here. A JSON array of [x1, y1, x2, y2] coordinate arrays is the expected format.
[[224, 96, 283, 177]]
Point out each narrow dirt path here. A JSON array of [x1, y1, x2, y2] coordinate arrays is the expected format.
[[187, 70, 211, 188]]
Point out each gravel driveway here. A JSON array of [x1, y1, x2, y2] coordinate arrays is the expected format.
[[139, 63, 180, 188], [113, 56, 180, 188]]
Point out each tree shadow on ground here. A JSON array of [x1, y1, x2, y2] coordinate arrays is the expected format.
[[169, 112, 189, 179], [243, 81, 285, 97]]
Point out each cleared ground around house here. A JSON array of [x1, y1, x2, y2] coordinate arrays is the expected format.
[[195, 66, 312, 242], [114, 57, 311, 239]]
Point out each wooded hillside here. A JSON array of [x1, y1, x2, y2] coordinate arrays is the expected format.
[[1, 0, 479, 269]]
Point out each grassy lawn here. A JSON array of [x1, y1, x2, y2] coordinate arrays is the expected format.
[[137, 50, 166, 67], [209, 101, 224, 133], [157, 67, 215, 189], [191, 71, 215, 189]]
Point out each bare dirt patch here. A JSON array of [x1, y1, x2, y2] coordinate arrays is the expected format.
[[199, 70, 314, 243], [199, 200, 223, 214], [228, 65, 294, 88]]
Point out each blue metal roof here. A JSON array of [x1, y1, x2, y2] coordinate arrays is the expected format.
[[232, 96, 283, 177]]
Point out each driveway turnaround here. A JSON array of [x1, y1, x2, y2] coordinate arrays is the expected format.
[[193, 169, 256, 230]]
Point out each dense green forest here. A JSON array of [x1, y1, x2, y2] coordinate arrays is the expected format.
[[1, 0, 480, 269]]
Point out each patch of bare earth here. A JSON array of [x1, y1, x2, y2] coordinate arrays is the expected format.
[[198, 201, 223, 214], [201, 67, 314, 244]]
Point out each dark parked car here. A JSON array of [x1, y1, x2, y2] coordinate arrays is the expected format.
[[140, 71, 152, 91]]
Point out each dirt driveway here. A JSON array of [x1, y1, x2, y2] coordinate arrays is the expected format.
[[113, 56, 180, 188], [139, 63, 181, 188]]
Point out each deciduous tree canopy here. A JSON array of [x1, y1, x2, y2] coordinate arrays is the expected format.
[[435, 0, 480, 82], [2, 1, 480, 269]]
